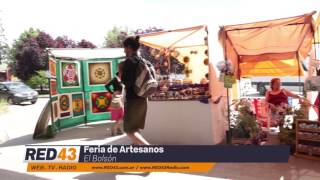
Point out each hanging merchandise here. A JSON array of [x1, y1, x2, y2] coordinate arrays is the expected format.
[[217, 60, 235, 87], [216, 60, 234, 74], [170, 50, 180, 58], [60, 95, 70, 111], [42, 48, 126, 136], [205, 49, 208, 56], [91, 92, 112, 113], [224, 75, 234, 88], [150, 48, 157, 56], [50, 80, 57, 96], [163, 61, 168, 67], [89, 62, 111, 85], [185, 69, 192, 77], [49, 58, 57, 78], [219, 72, 225, 82], [155, 54, 161, 61], [190, 50, 198, 55], [204, 37, 208, 46], [203, 58, 209, 66], [61, 62, 80, 88], [59, 94, 72, 118], [165, 50, 171, 57], [309, 59, 320, 68], [52, 101, 59, 121], [183, 56, 190, 64], [160, 48, 166, 55], [305, 76, 320, 91], [72, 93, 85, 117]]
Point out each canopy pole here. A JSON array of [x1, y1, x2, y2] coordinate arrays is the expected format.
[[314, 25, 320, 121], [296, 52, 302, 95], [295, 19, 309, 96], [237, 55, 242, 97], [223, 28, 232, 144]]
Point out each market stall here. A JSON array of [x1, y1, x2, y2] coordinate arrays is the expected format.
[[138, 25, 222, 144], [218, 12, 319, 150], [218, 12, 315, 79], [45, 48, 125, 133], [295, 13, 320, 160]]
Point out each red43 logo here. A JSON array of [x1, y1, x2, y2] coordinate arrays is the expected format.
[[25, 146, 80, 162]]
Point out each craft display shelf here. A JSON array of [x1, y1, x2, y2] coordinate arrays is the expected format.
[[295, 120, 320, 160]]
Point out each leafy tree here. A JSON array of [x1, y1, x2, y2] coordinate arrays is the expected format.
[[10, 28, 98, 81], [9, 28, 54, 81], [77, 39, 96, 48], [37, 31, 55, 49], [133, 26, 163, 35], [26, 70, 48, 93], [104, 26, 128, 48], [0, 16, 9, 64], [54, 36, 77, 48]]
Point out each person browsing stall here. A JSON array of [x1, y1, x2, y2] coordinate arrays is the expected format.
[[121, 36, 150, 145], [105, 62, 125, 136], [265, 78, 305, 111]]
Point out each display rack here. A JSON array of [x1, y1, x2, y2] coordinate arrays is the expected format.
[[295, 120, 320, 160]]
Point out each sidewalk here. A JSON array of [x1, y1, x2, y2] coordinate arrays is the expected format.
[[0, 98, 320, 180]]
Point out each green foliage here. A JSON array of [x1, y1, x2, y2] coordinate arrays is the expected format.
[[9, 28, 97, 81], [9, 28, 44, 80], [104, 26, 128, 48], [17, 28, 39, 43], [232, 100, 259, 138], [26, 70, 48, 89], [278, 103, 308, 145], [0, 16, 9, 64]]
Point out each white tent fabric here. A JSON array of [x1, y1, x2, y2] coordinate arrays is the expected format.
[[140, 25, 209, 83], [48, 48, 125, 60]]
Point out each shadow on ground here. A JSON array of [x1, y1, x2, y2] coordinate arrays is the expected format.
[[75, 172, 150, 180], [1, 120, 320, 180], [73, 156, 320, 180], [0, 169, 50, 180], [0, 122, 131, 147]]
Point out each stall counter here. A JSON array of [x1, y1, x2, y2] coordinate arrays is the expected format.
[[142, 100, 216, 145]]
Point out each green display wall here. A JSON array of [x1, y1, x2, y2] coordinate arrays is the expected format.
[[49, 57, 122, 130]]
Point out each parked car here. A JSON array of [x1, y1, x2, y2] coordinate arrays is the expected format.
[[0, 81, 38, 104]]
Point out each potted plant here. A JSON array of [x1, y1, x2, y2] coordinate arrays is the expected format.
[[231, 99, 260, 145], [278, 102, 308, 154]]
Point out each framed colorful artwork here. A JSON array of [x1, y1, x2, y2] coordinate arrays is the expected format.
[[59, 94, 72, 118], [49, 58, 56, 78], [91, 91, 112, 113], [72, 93, 85, 117], [60, 61, 80, 88], [50, 79, 57, 95], [52, 101, 59, 121], [88, 62, 112, 85]]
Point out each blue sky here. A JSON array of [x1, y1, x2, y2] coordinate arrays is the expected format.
[[0, 0, 319, 47]]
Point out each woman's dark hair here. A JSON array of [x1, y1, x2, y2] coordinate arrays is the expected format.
[[123, 36, 140, 51]]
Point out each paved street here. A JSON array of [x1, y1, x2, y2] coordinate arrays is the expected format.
[[0, 98, 320, 180], [0, 98, 49, 141]]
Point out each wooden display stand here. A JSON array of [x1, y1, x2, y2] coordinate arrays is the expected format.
[[295, 120, 320, 160]]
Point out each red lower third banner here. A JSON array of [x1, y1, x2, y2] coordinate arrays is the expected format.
[[27, 162, 215, 172]]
